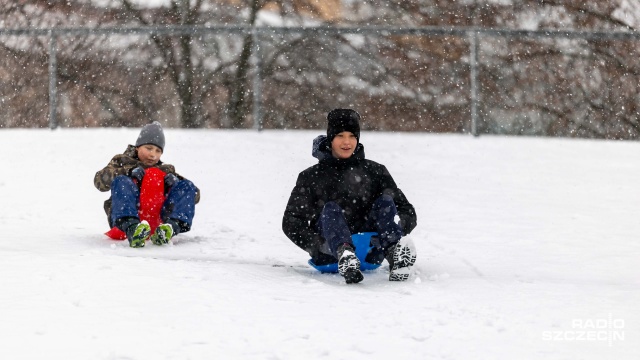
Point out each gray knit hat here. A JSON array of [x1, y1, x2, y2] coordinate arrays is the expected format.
[[135, 121, 165, 151]]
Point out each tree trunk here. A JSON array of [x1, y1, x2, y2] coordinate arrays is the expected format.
[[179, 34, 198, 128], [227, 0, 262, 128]]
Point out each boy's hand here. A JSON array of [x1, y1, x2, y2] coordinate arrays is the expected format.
[[164, 173, 179, 189], [129, 166, 145, 184]]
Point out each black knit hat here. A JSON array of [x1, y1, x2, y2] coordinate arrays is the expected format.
[[327, 109, 361, 143], [135, 121, 165, 152]]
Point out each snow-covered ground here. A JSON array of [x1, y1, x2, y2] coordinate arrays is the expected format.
[[0, 129, 638, 360]]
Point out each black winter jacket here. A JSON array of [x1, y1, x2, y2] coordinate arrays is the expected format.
[[282, 135, 417, 254]]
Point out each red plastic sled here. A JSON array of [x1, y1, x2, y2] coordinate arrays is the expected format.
[[105, 168, 167, 240]]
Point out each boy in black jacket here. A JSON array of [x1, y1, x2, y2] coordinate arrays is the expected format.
[[282, 109, 417, 283]]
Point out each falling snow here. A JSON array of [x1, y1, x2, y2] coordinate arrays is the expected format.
[[0, 128, 637, 359]]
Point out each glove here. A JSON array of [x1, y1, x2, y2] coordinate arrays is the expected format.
[[129, 166, 145, 184], [164, 173, 179, 189]]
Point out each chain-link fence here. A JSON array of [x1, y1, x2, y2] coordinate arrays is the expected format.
[[1, 25, 639, 138]]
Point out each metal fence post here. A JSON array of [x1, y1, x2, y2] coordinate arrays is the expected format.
[[469, 30, 479, 137], [252, 28, 263, 131], [48, 30, 58, 129]]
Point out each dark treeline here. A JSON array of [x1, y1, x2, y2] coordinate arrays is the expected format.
[[0, 0, 639, 139]]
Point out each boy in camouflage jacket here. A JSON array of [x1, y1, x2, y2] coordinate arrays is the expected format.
[[94, 122, 200, 247]]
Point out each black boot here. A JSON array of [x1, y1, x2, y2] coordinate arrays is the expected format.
[[337, 243, 364, 284], [385, 237, 417, 281]]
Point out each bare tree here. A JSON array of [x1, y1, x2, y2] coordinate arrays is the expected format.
[[478, 0, 640, 138]]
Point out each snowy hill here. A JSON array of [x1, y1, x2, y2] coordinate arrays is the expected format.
[[0, 129, 638, 360]]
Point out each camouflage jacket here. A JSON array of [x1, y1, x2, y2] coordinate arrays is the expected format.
[[94, 145, 200, 224]]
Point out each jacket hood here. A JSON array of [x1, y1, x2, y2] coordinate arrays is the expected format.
[[312, 135, 365, 163], [124, 144, 138, 158]]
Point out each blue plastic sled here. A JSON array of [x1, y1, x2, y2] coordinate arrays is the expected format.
[[308, 232, 382, 273]]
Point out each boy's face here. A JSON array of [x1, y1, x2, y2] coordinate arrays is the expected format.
[[136, 144, 163, 166], [330, 131, 357, 159]]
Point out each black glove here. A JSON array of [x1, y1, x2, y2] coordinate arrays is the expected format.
[[164, 173, 179, 189], [129, 166, 145, 184]]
